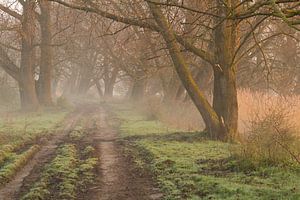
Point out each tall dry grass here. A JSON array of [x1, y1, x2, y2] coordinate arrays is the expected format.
[[141, 90, 300, 166], [141, 97, 204, 131], [142, 89, 300, 136], [238, 89, 300, 135]]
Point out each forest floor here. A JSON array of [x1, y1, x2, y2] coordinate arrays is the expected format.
[[0, 102, 300, 200]]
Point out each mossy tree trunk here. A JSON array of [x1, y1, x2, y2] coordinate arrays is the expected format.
[[148, 2, 226, 140], [212, 0, 239, 139]]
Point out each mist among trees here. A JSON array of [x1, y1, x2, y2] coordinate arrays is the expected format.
[[0, 0, 299, 199]]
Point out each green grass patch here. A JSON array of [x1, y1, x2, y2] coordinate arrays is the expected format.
[[109, 102, 300, 200], [68, 125, 86, 142], [21, 144, 97, 200], [0, 145, 39, 185], [0, 108, 70, 189], [108, 102, 177, 138], [0, 110, 68, 157], [0, 111, 67, 135]]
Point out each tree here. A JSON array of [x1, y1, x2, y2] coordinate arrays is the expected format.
[[48, 0, 299, 140], [0, 0, 55, 110], [18, 0, 39, 111], [37, 0, 54, 106]]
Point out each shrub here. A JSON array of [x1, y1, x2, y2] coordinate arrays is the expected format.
[[234, 107, 300, 169]]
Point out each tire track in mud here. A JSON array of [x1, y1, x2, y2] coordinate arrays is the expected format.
[[0, 106, 87, 200]]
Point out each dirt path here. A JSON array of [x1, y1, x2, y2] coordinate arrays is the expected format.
[[0, 104, 162, 200], [0, 107, 84, 200], [85, 105, 163, 200]]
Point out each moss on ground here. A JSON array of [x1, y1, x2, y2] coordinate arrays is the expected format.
[[110, 102, 300, 200]]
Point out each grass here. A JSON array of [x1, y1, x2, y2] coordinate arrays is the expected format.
[[109, 101, 300, 200], [108, 102, 177, 137], [0, 145, 39, 185], [21, 144, 98, 200], [21, 144, 79, 200], [0, 104, 97, 198], [0, 110, 68, 151], [20, 123, 98, 200], [0, 109, 69, 186]]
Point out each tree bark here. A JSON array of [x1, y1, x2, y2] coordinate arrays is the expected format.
[[212, 0, 239, 139], [0, 46, 20, 81], [147, 2, 225, 139], [37, 0, 53, 106], [19, 0, 39, 111]]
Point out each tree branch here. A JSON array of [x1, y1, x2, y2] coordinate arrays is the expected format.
[[0, 46, 20, 81], [48, 0, 215, 65], [0, 4, 22, 20]]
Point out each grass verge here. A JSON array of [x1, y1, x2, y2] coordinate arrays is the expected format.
[[0, 109, 69, 186], [0, 110, 68, 151], [109, 101, 300, 200]]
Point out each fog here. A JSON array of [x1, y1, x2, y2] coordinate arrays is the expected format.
[[0, 0, 299, 199]]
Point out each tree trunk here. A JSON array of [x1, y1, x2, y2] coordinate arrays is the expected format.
[[104, 67, 118, 98], [62, 67, 78, 97], [76, 61, 95, 95], [104, 82, 114, 97], [131, 79, 145, 101], [52, 78, 58, 97], [175, 85, 185, 100], [94, 80, 104, 98], [212, 0, 239, 139], [212, 68, 238, 139], [19, 0, 39, 111], [38, 0, 53, 106], [160, 70, 180, 102], [0, 46, 20, 81], [148, 2, 225, 139]]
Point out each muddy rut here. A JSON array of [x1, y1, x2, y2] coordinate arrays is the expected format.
[[0, 104, 162, 200], [86, 106, 162, 200], [0, 106, 86, 200]]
